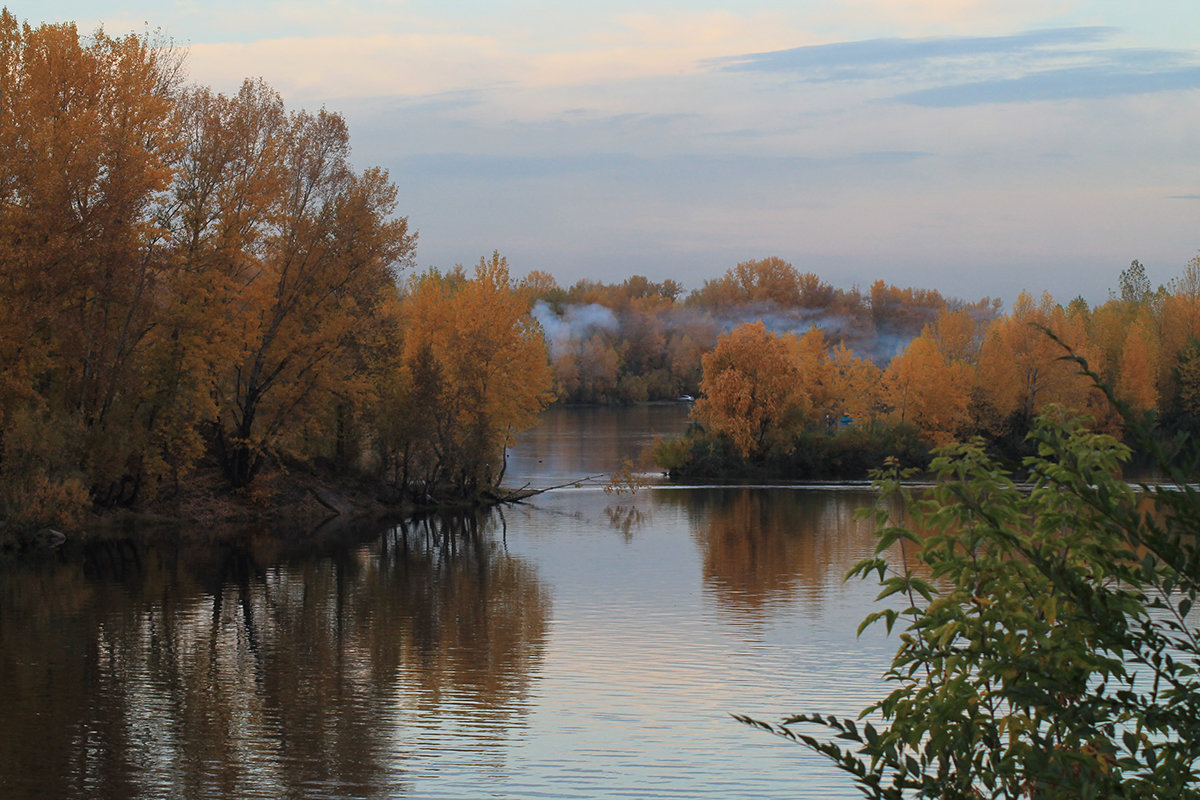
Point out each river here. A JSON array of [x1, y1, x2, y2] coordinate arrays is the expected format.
[[0, 404, 901, 799]]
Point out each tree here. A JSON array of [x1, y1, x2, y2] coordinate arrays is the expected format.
[[0, 11, 183, 512], [870, 281, 947, 358], [976, 291, 1105, 434], [881, 334, 973, 446], [689, 257, 832, 309], [204, 106, 414, 486], [377, 254, 553, 501], [1117, 320, 1159, 413], [826, 342, 883, 426], [741, 392, 1200, 797], [929, 307, 986, 364], [693, 321, 810, 460], [1159, 257, 1200, 411], [1117, 259, 1152, 305], [1172, 339, 1200, 420], [152, 78, 292, 488]]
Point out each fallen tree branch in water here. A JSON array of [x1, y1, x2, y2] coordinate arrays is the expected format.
[[486, 475, 608, 504]]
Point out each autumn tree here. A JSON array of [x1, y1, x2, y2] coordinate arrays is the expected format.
[[1117, 319, 1160, 413], [975, 291, 1105, 435], [187, 103, 415, 487], [1158, 257, 1200, 413], [825, 343, 883, 425], [376, 254, 553, 501], [928, 306, 990, 364], [882, 334, 974, 446], [693, 322, 811, 460], [790, 326, 833, 421], [531, 274, 704, 404], [518, 269, 562, 306], [149, 78, 291, 489], [0, 12, 183, 516], [869, 281, 947, 358], [689, 257, 833, 309]]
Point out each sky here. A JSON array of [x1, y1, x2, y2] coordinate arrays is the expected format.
[[17, 1, 1200, 307]]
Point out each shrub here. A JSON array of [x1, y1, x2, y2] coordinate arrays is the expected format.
[[739, 402, 1200, 798]]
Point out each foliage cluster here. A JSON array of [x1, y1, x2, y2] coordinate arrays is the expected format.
[[741, 388, 1200, 797], [0, 12, 552, 533], [655, 420, 930, 482], [525, 258, 992, 406], [373, 255, 553, 504], [650, 263, 1200, 479]]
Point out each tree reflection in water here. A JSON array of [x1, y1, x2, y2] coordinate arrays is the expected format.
[[603, 503, 648, 541], [0, 512, 549, 800], [660, 487, 894, 619]]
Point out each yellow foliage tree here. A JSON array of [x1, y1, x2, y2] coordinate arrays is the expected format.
[[690, 257, 832, 309], [1159, 257, 1200, 407], [976, 291, 1104, 430], [202, 106, 414, 486], [380, 254, 553, 500], [789, 326, 833, 419], [693, 322, 810, 460], [0, 11, 182, 512], [826, 343, 883, 425], [929, 307, 986, 364], [1117, 320, 1160, 413], [882, 334, 974, 446]]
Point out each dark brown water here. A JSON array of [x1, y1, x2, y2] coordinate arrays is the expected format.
[[0, 404, 900, 799]]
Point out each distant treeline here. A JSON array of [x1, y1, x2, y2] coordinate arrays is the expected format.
[[524, 257, 1000, 404], [649, 258, 1200, 480]]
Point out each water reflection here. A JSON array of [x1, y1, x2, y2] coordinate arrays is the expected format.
[[603, 503, 648, 541], [0, 514, 549, 800], [1, 402, 916, 800], [658, 487, 891, 619], [504, 403, 691, 485]]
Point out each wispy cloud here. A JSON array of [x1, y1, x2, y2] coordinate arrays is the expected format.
[[896, 64, 1200, 106], [707, 27, 1113, 77], [708, 27, 1200, 107]]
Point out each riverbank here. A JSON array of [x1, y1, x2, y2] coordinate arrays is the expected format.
[[652, 422, 934, 483], [3, 454, 572, 554], [0, 464, 385, 552]]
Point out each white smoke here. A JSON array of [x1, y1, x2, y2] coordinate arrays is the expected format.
[[532, 300, 619, 357]]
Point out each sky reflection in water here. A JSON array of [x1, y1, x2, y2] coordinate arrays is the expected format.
[[0, 405, 900, 799]]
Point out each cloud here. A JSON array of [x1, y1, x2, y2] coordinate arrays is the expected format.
[[186, 33, 512, 99], [706, 27, 1200, 108], [707, 27, 1113, 76], [895, 64, 1200, 106]]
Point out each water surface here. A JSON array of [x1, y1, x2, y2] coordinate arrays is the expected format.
[[0, 403, 899, 799]]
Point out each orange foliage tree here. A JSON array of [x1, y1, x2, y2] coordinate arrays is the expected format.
[[376, 254, 553, 501], [0, 11, 183, 516], [690, 256, 834, 309], [882, 334, 974, 446], [976, 291, 1105, 432], [189, 104, 414, 487], [693, 322, 813, 460], [1117, 319, 1160, 413], [0, 10, 422, 522], [825, 343, 883, 425]]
